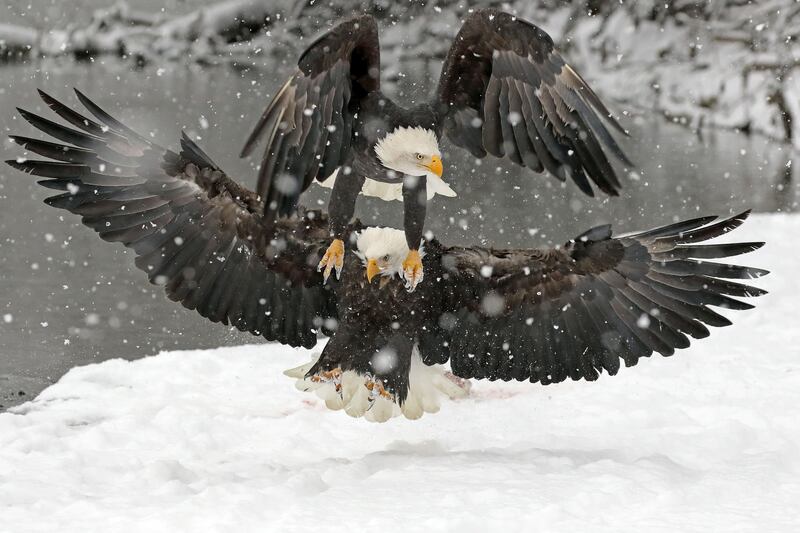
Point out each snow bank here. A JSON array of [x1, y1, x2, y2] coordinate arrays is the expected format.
[[1, 213, 798, 532], [2, 1, 798, 147], [0, 24, 37, 59], [0, 0, 294, 63], [536, 2, 800, 150]]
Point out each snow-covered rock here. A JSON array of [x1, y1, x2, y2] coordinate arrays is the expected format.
[[0, 214, 797, 532]]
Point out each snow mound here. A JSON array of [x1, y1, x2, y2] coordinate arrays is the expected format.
[[1, 214, 799, 532]]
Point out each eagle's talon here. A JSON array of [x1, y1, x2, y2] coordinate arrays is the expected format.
[[364, 373, 394, 409], [402, 249, 424, 292], [309, 367, 343, 397], [318, 238, 345, 283]]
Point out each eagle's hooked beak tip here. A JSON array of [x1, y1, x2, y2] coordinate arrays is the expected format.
[[366, 259, 380, 282], [426, 155, 443, 177]]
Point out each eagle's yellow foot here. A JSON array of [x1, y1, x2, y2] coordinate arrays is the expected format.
[[402, 249, 424, 292], [364, 373, 395, 408], [317, 238, 345, 283], [309, 367, 343, 396]]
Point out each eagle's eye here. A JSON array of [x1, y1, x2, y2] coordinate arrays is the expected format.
[[415, 153, 424, 160], [382, 254, 390, 261]]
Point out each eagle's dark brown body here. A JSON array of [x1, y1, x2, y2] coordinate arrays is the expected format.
[[312, 242, 450, 401], [7, 90, 766, 407]]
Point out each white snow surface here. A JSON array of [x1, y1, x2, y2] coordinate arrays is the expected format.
[[1, 214, 799, 532]]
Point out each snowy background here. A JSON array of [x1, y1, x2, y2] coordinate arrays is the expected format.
[[0, 215, 797, 532], [0, 1, 799, 530]]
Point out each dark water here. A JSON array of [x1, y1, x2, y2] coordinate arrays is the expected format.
[[1, 59, 797, 408]]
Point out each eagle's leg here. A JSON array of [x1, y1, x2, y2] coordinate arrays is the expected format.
[[401, 175, 427, 292], [319, 170, 367, 283], [348, 332, 413, 408], [305, 330, 354, 399]]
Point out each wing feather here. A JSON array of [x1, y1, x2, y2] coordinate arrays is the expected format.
[[481, 76, 504, 157], [506, 81, 543, 172], [242, 16, 380, 220], [438, 8, 630, 196], [7, 90, 338, 348], [497, 79, 522, 165], [437, 211, 766, 383]]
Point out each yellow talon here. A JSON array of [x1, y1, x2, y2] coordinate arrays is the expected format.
[[402, 249, 424, 292], [365, 376, 394, 401], [318, 238, 345, 283], [309, 368, 343, 395]]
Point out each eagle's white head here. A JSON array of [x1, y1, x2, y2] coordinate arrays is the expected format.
[[355, 227, 424, 283], [374, 126, 443, 178]]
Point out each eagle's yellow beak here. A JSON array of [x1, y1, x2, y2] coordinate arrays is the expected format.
[[366, 259, 380, 282], [425, 155, 443, 177]]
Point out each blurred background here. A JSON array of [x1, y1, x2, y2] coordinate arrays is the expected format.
[[1, 0, 797, 408]]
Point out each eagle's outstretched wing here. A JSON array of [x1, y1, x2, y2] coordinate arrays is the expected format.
[[7, 89, 336, 348], [437, 211, 767, 382], [436, 8, 631, 196], [241, 15, 381, 218]]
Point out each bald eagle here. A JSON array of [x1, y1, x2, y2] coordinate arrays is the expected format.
[[7, 90, 767, 421], [241, 9, 632, 291]]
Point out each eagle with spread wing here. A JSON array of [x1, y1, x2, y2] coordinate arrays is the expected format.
[[7, 89, 766, 421], [241, 9, 631, 291]]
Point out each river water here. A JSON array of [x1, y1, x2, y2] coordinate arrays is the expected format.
[[0, 59, 797, 408]]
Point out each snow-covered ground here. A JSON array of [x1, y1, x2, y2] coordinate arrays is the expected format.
[[1, 214, 798, 532]]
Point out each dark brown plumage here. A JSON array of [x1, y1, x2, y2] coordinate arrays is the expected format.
[[7, 90, 767, 404], [437, 10, 632, 196], [242, 9, 633, 273]]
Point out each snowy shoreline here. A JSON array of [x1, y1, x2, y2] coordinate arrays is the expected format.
[[1, 213, 798, 532], [2, 0, 799, 149]]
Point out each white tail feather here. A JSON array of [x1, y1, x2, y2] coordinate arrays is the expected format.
[[286, 347, 470, 422]]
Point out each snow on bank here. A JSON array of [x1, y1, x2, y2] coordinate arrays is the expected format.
[[3, 1, 799, 147], [1, 214, 798, 533], [550, 3, 800, 150], [0, 24, 37, 59]]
